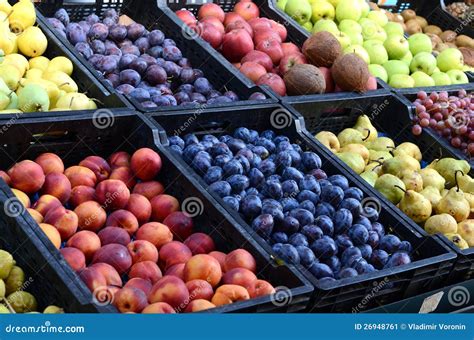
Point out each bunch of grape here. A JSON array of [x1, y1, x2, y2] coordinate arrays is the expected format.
[[412, 90, 474, 156]]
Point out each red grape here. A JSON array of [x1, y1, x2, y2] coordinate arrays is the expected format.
[[412, 125, 422, 136]]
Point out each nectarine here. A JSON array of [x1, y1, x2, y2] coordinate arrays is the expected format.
[[91, 262, 123, 287], [150, 194, 179, 222], [224, 249, 256, 273], [127, 240, 159, 263], [148, 276, 189, 310], [74, 201, 107, 232], [92, 243, 132, 274], [96, 179, 130, 210], [163, 211, 194, 241], [128, 261, 162, 284], [158, 241, 192, 270], [211, 284, 250, 306], [79, 156, 111, 182], [106, 209, 139, 235], [184, 299, 216, 313], [132, 181, 164, 200], [98, 226, 131, 246], [64, 166, 97, 188], [35, 153, 64, 174], [142, 302, 175, 314], [66, 230, 101, 261], [184, 233, 216, 255], [108, 151, 130, 169], [130, 148, 162, 181], [186, 279, 214, 301], [125, 193, 151, 225], [183, 254, 222, 287], [69, 185, 96, 208], [114, 287, 148, 313], [9, 160, 45, 194], [60, 247, 86, 272], [40, 172, 71, 203], [125, 278, 153, 296], [110, 167, 136, 189], [136, 222, 173, 249], [39, 223, 61, 249]]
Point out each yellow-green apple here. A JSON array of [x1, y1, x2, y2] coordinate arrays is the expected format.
[[409, 52, 437, 75], [384, 22, 404, 37], [447, 69, 469, 84], [437, 48, 464, 72], [311, 0, 335, 23], [389, 74, 415, 88], [431, 71, 452, 85], [338, 19, 362, 34], [368, 64, 388, 82], [384, 35, 409, 60], [411, 71, 435, 87], [312, 19, 339, 35], [383, 60, 410, 80], [334, 31, 352, 49], [400, 51, 413, 66], [408, 33, 432, 55], [367, 10, 388, 27], [336, 0, 362, 22], [343, 45, 370, 64], [285, 0, 312, 24], [363, 40, 388, 65]]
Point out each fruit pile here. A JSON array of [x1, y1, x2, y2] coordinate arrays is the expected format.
[[277, 0, 471, 88], [446, 1, 473, 25], [0, 249, 63, 313], [48, 9, 264, 108], [169, 127, 414, 282], [1, 148, 277, 313], [0, 0, 96, 113], [411, 90, 474, 157], [315, 115, 474, 249]]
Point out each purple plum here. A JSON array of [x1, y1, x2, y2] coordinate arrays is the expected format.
[[119, 69, 141, 87]]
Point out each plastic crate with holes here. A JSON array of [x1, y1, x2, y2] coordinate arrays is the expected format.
[[156, 0, 390, 101], [283, 91, 474, 285], [0, 112, 313, 313], [0, 1, 132, 120], [32, 0, 276, 113], [141, 103, 456, 312]]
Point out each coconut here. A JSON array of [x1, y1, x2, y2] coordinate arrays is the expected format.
[[459, 47, 474, 66], [302, 31, 342, 68], [284, 64, 326, 95], [331, 54, 369, 93]]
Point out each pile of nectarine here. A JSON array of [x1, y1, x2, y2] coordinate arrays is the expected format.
[[2, 148, 277, 313]]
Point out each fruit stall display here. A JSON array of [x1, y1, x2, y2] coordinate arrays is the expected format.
[[36, 2, 273, 113], [161, 0, 389, 99], [284, 91, 474, 283], [0, 113, 313, 313], [0, 0, 130, 118], [274, 0, 474, 90], [143, 104, 456, 312]]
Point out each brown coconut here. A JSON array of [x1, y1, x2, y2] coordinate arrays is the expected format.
[[302, 31, 342, 68], [459, 47, 474, 67], [284, 64, 326, 95], [331, 54, 369, 93]]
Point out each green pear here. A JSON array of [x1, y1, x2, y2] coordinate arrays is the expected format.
[[374, 174, 405, 204], [0, 78, 11, 94], [6, 291, 37, 313], [420, 168, 445, 192], [360, 170, 378, 186], [399, 188, 432, 223], [0, 91, 9, 110], [368, 150, 392, 162], [444, 233, 469, 250], [0, 304, 9, 313], [340, 143, 369, 164], [431, 158, 470, 187], [17, 84, 50, 112], [457, 172, 474, 193], [337, 128, 366, 147], [336, 152, 365, 174], [424, 213, 458, 235], [0, 279, 5, 299], [393, 142, 422, 161], [276, 0, 288, 11], [6, 91, 18, 110], [435, 187, 470, 222], [382, 155, 420, 177], [5, 265, 25, 295], [315, 131, 340, 153], [420, 186, 442, 209], [0, 250, 14, 280], [401, 170, 423, 192], [43, 305, 65, 314], [364, 160, 383, 176], [285, 0, 312, 24], [365, 136, 395, 151]]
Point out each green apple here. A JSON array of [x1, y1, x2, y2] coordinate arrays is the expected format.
[[285, 0, 312, 24], [312, 19, 339, 35], [437, 48, 464, 72], [431, 72, 452, 86], [383, 60, 410, 80], [277, 0, 288, 11], [389, 74, 415, 88], [368, 64, 388, 82], [302, 21, 313, 31], [338, 19, 362, 34], [371, 26, 387, 42], [384, 22, 404, 37], [409, 52, 437, 75], [400, 51, 413, 66], [344, 45, 370, 64], [311, 0, 335, 23], [433, 67, 440, 73], [358, 0, 370, 18], [447, 69, 469, 84], [360, 19, 378, 40], [367, 11, 388, 27], [347, 32, 363, 45], [411, 71, 435, 87], [334, 31, 352, 49], [336, 0, 362, 22], [383, 35, 409, 60], [363, 40, 388, 65], [327, 0, 340, 6], [408, 33, 433, 56]]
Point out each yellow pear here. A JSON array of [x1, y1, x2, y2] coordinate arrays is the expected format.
[[55, 93, 91, 110], [0, 64, 21, 90], [435, 187, 470, 222], [393, 142, 422, 161], [400, 170, 423, 192], [335, 152, 365, 174], [456, 172, 474, 193], [457, 220, 474, 246], [353, 115, 377, 141], [368, 149, 392, 162], [88, 99, 97, 110], [0, 29, 16, 55], [315, 131, 340, 152], [424, 213, 458, 235], [420, 168, 445, 192], [340, 143, 369, 164], [382, 154, 420, 177], [337, 128, 366, 147], [0, 0, 12, 15], [28, 56, 50, 71], [398, 189, 432, 223], [431, 158, 470, 187], [463, 192, 474, 218], [42, 71, 78, 93], [444, 233, 469, 250], [17, 26, 47, 57], [2, 54, 29, 76], [47, 57, 73, 76], [420, 186, 442, 209], [25, 68, 43, 80], [364, 160, 383, 176], [8, 0, 36, 34], [360, 170, 378, 186], [364, 136, 395, 151]]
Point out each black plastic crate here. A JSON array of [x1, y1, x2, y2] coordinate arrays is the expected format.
[[143, 104, 456, 312], [35, 0, 276, 114], [158, 0, 391, 101], [392, 72, 474, 96], [440, 0, 474, 37], [0, 3, 132, 120], [0, 112, 312, 313]]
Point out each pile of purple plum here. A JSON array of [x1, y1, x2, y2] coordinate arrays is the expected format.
[[168, 127, 414, 283], [48, 9, 265, 108]]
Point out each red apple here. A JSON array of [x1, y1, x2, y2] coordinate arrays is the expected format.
[[256, 39, 284, 64], [200, 16, 225, 34], [225, 20, 253, 37], [221, 29, 254, 62], [176, 9, 197, 26], [233, 1, 259, 21], [281, 42, 301, 56], [248, 17, 272, 32], [197, 22, 223, 48], [279, 53, 307, 74], [239, 62, 267, 83], [198, 3, 225, 22], [269, 20, 287, 41], [241, 50, 273, 72], [366, 76, 377, 91], [223, 12, 245, 27], [233, 62, 241, 69], [319, 67, 335, 93], [253, 29, 282, 45], [256, 73, 286, 96]]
